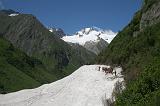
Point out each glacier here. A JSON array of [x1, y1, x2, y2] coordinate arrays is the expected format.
[[0, 65, 124, 106]]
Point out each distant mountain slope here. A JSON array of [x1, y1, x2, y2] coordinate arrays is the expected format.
[[49, 28, 66, 38], [96, 0, 160, 105], [0, 36, 56, 94], [62, 27, 117, 54], [83, 38, 108, 55], [0, 10, 96, 93]]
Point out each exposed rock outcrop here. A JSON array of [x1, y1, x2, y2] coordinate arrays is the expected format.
[[140, 1, 160, 30], [84, 38, 108, 55]]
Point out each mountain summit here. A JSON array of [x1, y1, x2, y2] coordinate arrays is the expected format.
[[62, 27, 117, 54], [62, 27, 117, 45]]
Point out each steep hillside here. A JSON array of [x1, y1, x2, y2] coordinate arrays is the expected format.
[[0, 10, 95, 81], [0, 36, 56, 94], [96, 0, 160, 105]]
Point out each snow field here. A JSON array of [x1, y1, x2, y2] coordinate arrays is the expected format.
[[0, 65, 124, 106]]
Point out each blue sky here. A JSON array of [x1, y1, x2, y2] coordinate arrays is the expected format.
[[0, 0, 142, 34]]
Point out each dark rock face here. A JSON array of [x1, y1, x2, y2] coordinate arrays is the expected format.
[[140, 1, 160, 30], [49, 28, 66, 38], [84, 38, 108, 55], [67, 43, 96, 65], [3, 15, 57, 56]]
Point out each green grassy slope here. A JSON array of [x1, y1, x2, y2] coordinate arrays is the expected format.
[[96, 0, 160, 105], [0, 36, 56, 93], [97, 11, 143, 81], [115, 22, 160, 106]]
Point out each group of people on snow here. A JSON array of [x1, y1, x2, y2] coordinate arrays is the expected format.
[[98, 66, 117, 76]]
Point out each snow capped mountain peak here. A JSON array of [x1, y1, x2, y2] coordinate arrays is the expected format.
[[49, 27, 60, 33], [0, 9, 19, 16], [76, 27, 103, 37], [8, 13, 19, 17], [0, 9, 20, 17], [62, 27, 117, 45]]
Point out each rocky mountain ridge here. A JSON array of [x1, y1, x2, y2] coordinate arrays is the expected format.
[[0, 10, 96, 93]]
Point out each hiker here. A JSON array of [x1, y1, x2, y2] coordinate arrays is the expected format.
[[115, 70, 117, 76], [102, 67, 111, 75], [109, 67, 113, 74], [113, 70, 117, 76], [98, 66, 101, 71], [102, 67, 105, 72]]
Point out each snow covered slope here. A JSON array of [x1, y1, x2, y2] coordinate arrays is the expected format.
[[62, 27, 117, 45], [0, 65, 124, 106], [8, 13, 19, 16]]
